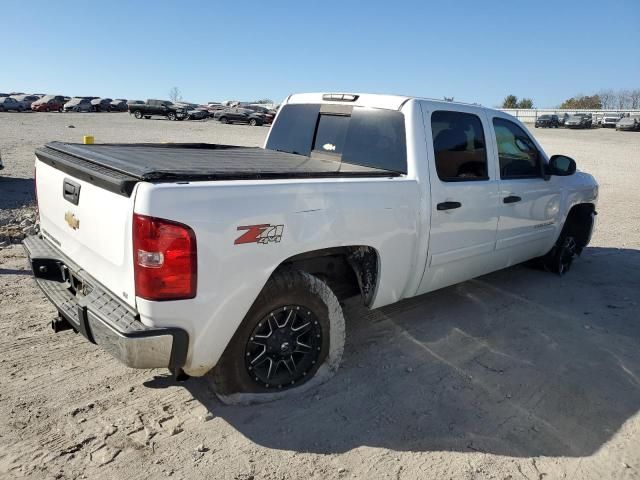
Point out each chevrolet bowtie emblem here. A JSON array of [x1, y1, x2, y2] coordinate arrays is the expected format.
[[65, 211, 80, 230]]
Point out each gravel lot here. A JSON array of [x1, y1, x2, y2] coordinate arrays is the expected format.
[[1, 112, 639, 480]]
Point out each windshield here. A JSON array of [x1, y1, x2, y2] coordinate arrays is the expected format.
[[266, 103, 407, 174]]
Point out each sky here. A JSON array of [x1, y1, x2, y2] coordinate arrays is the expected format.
[[1, 0, 638, 107]]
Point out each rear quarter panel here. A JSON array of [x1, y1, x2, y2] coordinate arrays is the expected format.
[[134, 177, 421, 374]]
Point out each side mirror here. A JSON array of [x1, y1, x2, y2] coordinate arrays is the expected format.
[[548, 155, 576, 176]]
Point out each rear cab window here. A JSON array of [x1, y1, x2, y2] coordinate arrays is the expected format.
[[266, 103, 407, 174]]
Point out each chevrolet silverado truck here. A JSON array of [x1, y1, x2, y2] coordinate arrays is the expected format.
[[128, 99, 187, 121], [25, 92, 598, 402]]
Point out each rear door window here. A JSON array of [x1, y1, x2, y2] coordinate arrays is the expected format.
[[431, 110, 488, 181]]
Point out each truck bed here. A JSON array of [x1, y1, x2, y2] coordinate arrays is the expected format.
[[36, 142, 398, 197]]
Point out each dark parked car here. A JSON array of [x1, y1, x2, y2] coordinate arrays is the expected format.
[[110, 99, 128, 112], [128, 99, 188, 121], [91, 98, 113, 112], [11, 94, 40, 111], [214, 107, 266, 126], [177, 103, 209, 120], [31, 95, 66, 112], [564, 113, 593, 129], [243, 105, 275, 124], [535, 114, 559, 128], [0, 97, 25, 112]]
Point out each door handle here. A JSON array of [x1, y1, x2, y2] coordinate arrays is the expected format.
[[503, 195, 521, 204], [437, 201, 462, 211]]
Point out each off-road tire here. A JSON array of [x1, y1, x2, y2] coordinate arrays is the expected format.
[[212, 270, 345, 404]]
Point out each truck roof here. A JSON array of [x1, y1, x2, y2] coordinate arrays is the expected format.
[[287, 92, 488, 112]]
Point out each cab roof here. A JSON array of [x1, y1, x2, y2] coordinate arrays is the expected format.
[[286, 92, 490, 113]]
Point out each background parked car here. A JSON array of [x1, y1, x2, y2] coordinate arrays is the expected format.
[[110, 99, 128, 112], [243, 104, 275, 124], [63, 97, 93, 112], [601, 112, 624, 128], [556, 112, 569, 126], [31, 95, 66, 112], [10, 94, 40, 111], [176, 103, 209, 120], [535, 114, 559, 128], [90, 98, 113, 112], [128, 99, 188, 120], [214, 107, 266, 126], [0, 97, 25, 112], [565, 113, 593, 129], [616, 114, 640, 131]]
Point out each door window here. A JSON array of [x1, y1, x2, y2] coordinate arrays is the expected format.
[[431, 111, 488, 181], [492, 118, 542, 179]]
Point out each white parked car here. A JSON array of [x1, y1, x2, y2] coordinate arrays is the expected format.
[[63, 97, 93, 112], [601, 112, 624, 128], [25, 92, 598, 402]]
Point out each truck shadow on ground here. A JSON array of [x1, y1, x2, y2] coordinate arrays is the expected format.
[[179, 246, 640, 457], [0, 177, 35, 209]]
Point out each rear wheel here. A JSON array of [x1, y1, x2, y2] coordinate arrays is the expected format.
[[212, 270, 345, 403], [218, 116, 228, 124], [58, 107, 63, 113], [167, 112, 177, 121], [134, 110, 143, 119]]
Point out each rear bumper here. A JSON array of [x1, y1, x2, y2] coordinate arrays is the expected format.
[[23, 235, 188, 369]]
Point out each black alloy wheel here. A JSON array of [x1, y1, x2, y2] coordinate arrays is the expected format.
[[245, 305, 322, 389]]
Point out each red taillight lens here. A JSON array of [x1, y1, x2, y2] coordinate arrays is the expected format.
[[133, 214, 197, 301]]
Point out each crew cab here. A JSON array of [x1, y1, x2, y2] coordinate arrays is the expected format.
[[128, 99, 188, 121], [25, 92, 598, 402]]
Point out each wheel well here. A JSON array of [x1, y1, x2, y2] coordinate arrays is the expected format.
[[272, 246, 379, 306], [564, 203, 596, 254]]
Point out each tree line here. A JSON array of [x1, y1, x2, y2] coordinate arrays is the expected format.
[[501, 89, 640, 110]]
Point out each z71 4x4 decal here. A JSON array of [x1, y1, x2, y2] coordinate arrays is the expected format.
[[235, 224, 284, 245]]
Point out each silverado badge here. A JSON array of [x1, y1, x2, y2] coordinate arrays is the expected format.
[[65, 211, 80, 230]]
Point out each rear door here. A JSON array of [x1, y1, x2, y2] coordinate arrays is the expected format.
[[489, 116, 561, 264], [418, 105, 500, 294]]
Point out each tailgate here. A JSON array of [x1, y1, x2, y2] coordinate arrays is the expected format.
[[36, 159, 137, 308]]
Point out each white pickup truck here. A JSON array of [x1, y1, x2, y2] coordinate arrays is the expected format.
[[25, 92, 598, 401]]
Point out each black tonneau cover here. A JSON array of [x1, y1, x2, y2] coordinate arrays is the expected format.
[[36, 142, 397, 197]]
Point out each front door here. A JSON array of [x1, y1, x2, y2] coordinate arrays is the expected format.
[[418, 106, 500, 294], [489, 116, 561, 265]]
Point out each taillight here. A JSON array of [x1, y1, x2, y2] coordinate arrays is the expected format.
[[133, 214, 197, 301]]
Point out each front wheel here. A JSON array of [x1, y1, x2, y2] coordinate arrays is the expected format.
[[211, 270, 345, 403], [249, 118, 258, 126], [218, 116, 228, 124]]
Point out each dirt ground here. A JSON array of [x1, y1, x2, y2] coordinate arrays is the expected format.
[[1, 112, 639, 480]]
